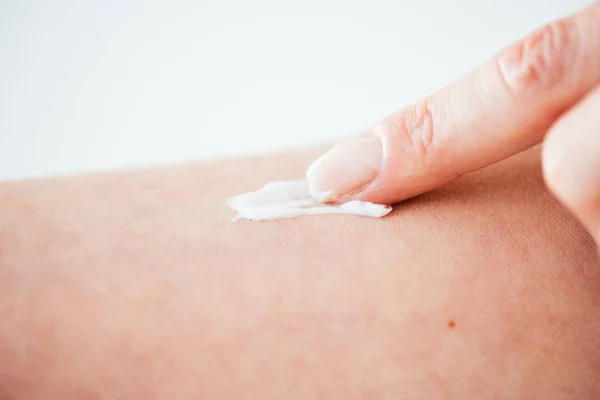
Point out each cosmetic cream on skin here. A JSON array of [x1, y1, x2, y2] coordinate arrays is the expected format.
[[227, 179, 391, 222]]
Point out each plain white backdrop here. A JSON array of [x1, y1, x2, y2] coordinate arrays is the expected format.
[[0, 0, 594, 179]]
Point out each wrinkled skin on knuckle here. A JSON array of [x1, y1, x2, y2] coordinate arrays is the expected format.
[[497, 18, 577, 99], [382, 100, 437, 166]]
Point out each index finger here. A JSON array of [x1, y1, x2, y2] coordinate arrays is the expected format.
[[307, 1, 600, 205]]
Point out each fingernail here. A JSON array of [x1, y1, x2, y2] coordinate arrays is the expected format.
[[306, 135, 382, 202]]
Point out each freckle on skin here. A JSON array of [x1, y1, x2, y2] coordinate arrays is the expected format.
[[448, 320, 456, 329]]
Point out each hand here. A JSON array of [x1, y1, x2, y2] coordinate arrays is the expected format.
[[307, 1, 600, 243]]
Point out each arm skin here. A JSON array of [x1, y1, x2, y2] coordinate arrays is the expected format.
[[0, 146, 598, 399]]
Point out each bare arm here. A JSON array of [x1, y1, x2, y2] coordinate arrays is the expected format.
[[0, 146, 598, 399]]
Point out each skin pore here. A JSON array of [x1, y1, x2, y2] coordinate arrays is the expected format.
[[0, 146, 599, 399]]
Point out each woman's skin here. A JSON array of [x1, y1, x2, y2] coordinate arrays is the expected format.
[[0, 146, 599, 399]]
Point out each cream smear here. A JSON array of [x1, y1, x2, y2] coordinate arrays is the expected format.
[[227, 179, 392, 222]]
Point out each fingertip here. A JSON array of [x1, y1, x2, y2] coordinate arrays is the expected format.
[[541, 122, 571, 205], [306, 135, 383, 203], [542, 87, 600, 239]]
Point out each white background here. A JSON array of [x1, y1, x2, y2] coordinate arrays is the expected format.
[[0, 0, 594, 179]]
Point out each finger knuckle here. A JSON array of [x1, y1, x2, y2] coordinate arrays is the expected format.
[[387, 99, 437, 163], [497, 17, 577, 97]]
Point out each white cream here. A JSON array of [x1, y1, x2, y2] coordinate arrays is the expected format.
[[227, 179, 392, 221]]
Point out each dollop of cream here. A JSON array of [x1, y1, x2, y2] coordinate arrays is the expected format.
[[227, 179, 392, 221]]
